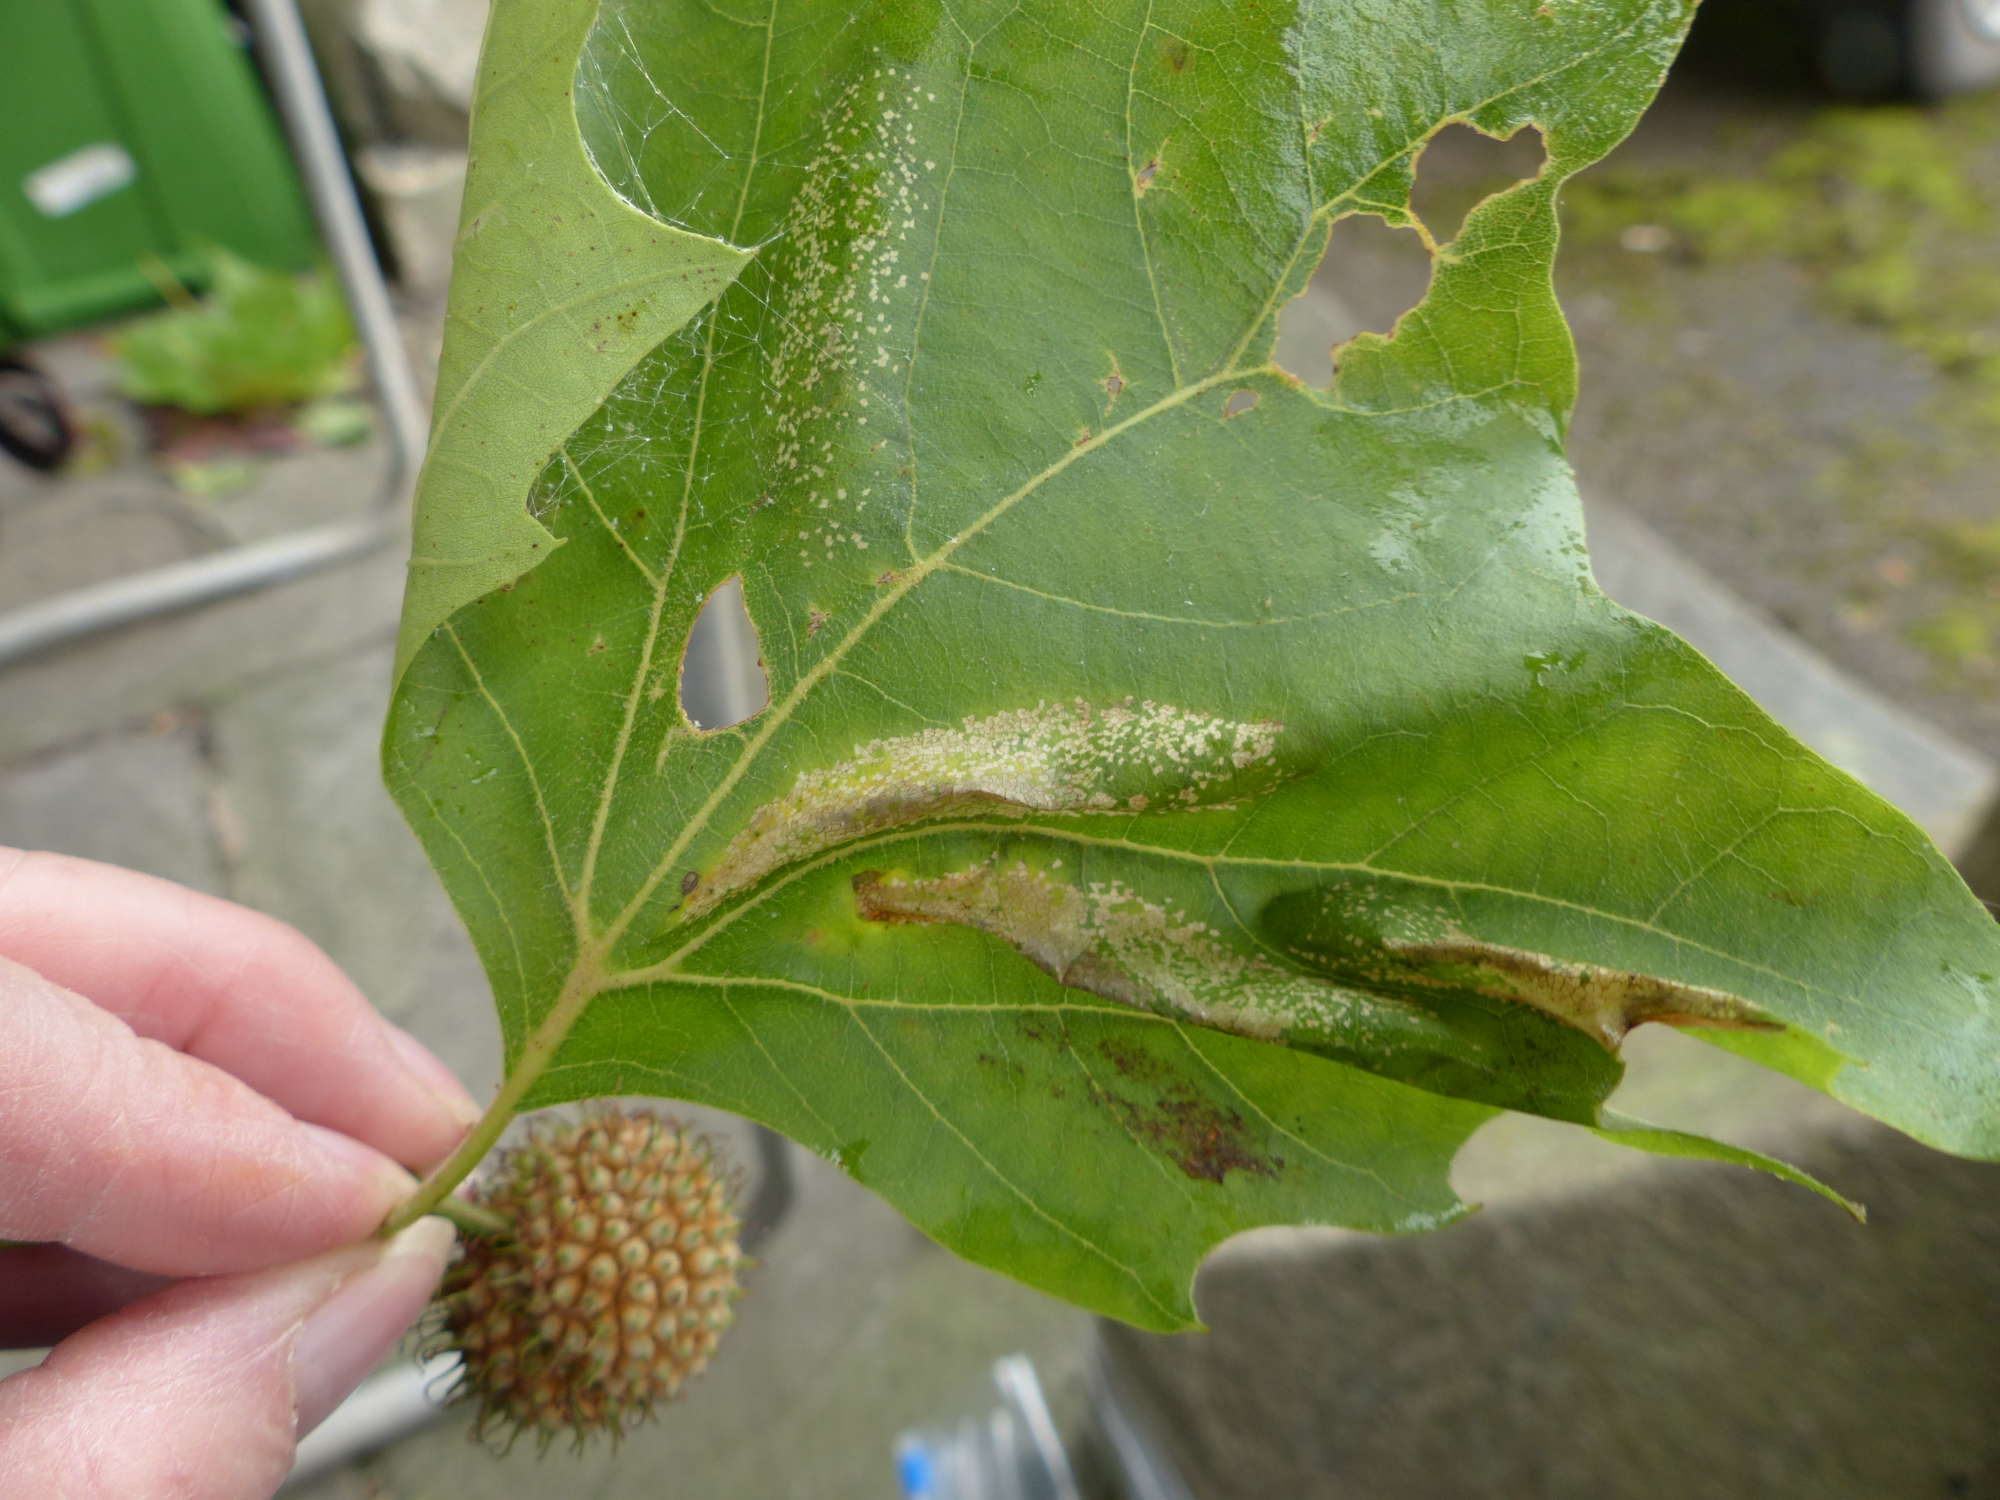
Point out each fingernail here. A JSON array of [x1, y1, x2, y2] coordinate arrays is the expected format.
[[385, 1022, 483, 1128], [290, 1217, 456, 1437], [301, 1118, 420, 1205]]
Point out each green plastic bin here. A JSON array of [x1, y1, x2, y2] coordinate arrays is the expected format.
[[0, 0, 319, 340]]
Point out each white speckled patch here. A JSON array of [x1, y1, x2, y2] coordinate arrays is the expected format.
[[680, 699, 1280, 920]]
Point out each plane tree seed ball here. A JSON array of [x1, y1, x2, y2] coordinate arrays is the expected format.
[[430, 1108, 746, 1449]]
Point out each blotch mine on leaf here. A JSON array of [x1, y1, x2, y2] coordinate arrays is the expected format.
[[1273, 877, 1780, 1049], [852, 857, 1455, 1055], [679, 700, 1283, 922], [1381, 934, 1779, 1048]]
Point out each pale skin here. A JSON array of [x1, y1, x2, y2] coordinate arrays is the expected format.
[[0, 849, 480, 1499]]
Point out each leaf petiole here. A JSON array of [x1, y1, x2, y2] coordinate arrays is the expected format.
[[425, 1194, 513, 1241], [381, 964, 601, 1236]]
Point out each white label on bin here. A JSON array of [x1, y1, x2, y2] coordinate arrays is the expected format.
[[23, 143, 137, 218]]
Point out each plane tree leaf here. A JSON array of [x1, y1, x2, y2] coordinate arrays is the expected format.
[[386, 0, 1999, 1330]]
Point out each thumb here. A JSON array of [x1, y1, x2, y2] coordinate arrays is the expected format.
[[0, 1218, 455, 1500]]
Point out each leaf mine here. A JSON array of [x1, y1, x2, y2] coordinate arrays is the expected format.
[[852, 858, 1457, 1054], [1274, 878, 1779, 1051], [1374, 935, 1780, 1049], [679, 700, 1282, 922]]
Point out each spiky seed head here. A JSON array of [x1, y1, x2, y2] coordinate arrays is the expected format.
[[431, 1107, 745, 1449]]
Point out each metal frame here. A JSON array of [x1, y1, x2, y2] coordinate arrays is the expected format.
[[0, 0, 425, 668]]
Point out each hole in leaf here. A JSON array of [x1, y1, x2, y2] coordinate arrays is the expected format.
[[1223, 388, 1261, 417], [1273, 123, 1546, 389], [1273, 215, 1432, 388], [680, 576, 769, 731], [1410, 123, 1546, 245]]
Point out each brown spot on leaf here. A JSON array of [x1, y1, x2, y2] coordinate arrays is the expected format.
[[975, 1051, 1026, 1082], [1096, 1037, 1163, 1082], [1094, 1080, 1280, 1186], [807, 608, 830, 637]]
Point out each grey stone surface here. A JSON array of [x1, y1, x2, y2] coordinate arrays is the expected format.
[[0, 481, 212, 610], [1100, 1107, 2000, 1500], [1095, 1022, 1997, 1497], [209, 642, 498, 1096], [0, 542, 407, 764], [301, 0, 487, 150], [355, 146, 469, 302], [208, 441, 396, 547], [0, 722, 222, 894], [1095, 998, 2000, 1498]]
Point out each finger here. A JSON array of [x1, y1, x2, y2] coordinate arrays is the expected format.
[[0, 849, 479, 1172], [0, 956, 413, 1276], [0, 1218, 454, 1500], [0, 1245, 170, 1350]]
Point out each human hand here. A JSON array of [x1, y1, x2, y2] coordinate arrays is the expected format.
[[0, 849, 481, 1497]]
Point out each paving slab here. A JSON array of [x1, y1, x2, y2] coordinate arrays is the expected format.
[[208, 641, 499, 1095], [0, 721, 223, 894], [1101, 1102, 2000, 1500], [0, 542, 407, 763], [0, 481, 214, 611]]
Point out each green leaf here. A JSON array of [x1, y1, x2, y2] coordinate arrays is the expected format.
[[387, 0, 2000, 1330], [389, 0, 752, 679], [1591, 1112, 1864, 1222]]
